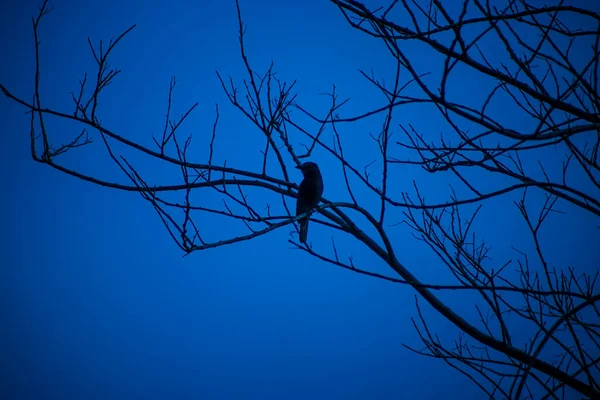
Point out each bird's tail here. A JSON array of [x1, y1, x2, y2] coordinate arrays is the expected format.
[[299, 218, 309, 243]]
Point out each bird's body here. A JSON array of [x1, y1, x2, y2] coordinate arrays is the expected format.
[[295, 162, 324, 243]]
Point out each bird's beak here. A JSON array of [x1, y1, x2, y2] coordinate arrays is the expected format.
[[295, 165, 302, 170]]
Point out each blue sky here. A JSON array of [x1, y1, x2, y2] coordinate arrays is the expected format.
[[1, 0, 599, 399]]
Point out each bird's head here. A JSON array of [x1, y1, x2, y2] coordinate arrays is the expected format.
[[296, 161, 321, 178]]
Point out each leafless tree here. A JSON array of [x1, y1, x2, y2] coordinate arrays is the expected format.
[[2, 0, 599, 398]]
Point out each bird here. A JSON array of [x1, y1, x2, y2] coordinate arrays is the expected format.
[[295, 161, 324, 244]]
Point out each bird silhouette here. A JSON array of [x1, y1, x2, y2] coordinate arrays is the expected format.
[[295, 162, 324, 243]]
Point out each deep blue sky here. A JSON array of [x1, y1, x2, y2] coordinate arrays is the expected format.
[[2, 0, 599, 399]]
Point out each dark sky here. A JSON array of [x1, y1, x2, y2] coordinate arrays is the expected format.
[[1, 0, 599, 399]]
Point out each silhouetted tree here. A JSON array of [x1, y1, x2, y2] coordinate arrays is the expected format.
[[2, 1, 599, 398]]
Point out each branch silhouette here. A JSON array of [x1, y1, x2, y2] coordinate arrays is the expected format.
[[3, 0, 599, 398]]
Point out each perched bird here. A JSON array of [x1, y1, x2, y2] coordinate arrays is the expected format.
[[295, 161, 324, 243]]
